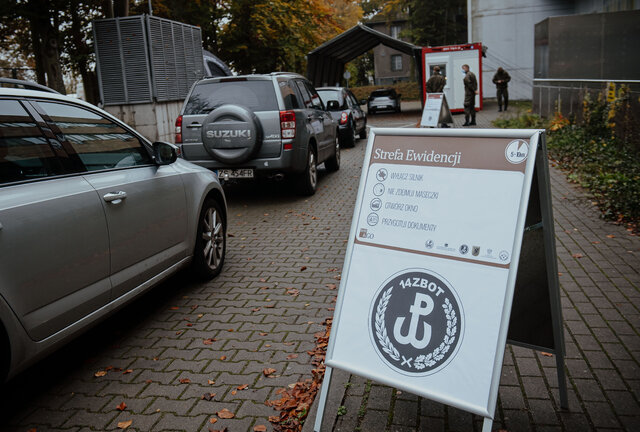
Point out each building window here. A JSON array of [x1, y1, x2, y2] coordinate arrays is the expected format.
[[391, 24, 401, 39], [391, 55, 403, 72]]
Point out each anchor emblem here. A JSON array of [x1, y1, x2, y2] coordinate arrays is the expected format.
[[393, 292, 433, 349]]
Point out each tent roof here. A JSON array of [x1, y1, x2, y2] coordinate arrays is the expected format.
[[307, 24, 423, 89]]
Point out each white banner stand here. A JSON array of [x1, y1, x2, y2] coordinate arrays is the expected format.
[[420, 93, 453, 128], [313, 128, 566, 432]]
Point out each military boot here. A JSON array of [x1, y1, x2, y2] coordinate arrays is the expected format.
[[462, 115, 470, 126], [469, 115, 476, 126], [498, 105, 502, 112]]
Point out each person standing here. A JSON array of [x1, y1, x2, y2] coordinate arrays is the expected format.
[[462, 64, 477, 126], [492, 67, 511, 111], [426, 66, 446, 93], [426, 66, 449, 127]]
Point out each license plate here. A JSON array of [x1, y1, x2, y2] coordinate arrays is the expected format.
[[217, 169, 254, 179]]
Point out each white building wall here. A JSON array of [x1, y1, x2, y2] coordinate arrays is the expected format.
[[469, 0, 574, 100]]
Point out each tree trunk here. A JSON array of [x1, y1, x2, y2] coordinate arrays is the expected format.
[[41, 20, 66, 94], [102, 0, 114, 18], [28, 17, 46, 85], [113, 0, 129, 17]]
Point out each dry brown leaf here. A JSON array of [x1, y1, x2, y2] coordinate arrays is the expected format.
[[300, 266, 307, 271], [116, 402, 127, 411], [259, 332, 268, 336], [231, 390, 237, 395], [208, 379, 215, 385], [203, 338, 215, 345], [220, 355, 227, 361], [117, 420, 132, 429], [606, 234, 615, 238], [541, 352, 554, 357], [254, 426, 267, 432], [169, 306, 179, 310], [326, 283, 337, 290], [145, 379, 153, 384], [209, 417, 218, 424], [237, 384, 248, 390], [572, 253, 583, 258], [286, 354, 298, 360], [179, 378, 191, 384], [201, 392, 216, 401], [94, 370, 107, 377], [122, 369, 133, 375], [252, 308, 261, 312], [209, 428, 228, 432], [263, 368, 277, 376], [217, 408, 235, 419]]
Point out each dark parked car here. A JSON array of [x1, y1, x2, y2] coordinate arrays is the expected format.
[[0, 83, 227, 381], [368, 88, 401, 114], [176, 73, 339, 195], [317, 87, 367, 147]]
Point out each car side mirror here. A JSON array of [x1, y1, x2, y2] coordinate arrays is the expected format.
[[153, 141, 178, 165], [359, 99, 367, 105], [326, 100, 340, 111]]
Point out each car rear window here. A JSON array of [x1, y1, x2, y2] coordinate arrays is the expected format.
[[184, 80, 278, 115], [371, 90, 394, 97], [317, 90, 345, 108]]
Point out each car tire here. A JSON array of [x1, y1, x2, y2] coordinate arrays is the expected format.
[[297, 147, 318, 196], [325, 136, 340, 172], [359, 125, 367, 140], [344, 120, 356, 148], [192, 198, 226, 280]]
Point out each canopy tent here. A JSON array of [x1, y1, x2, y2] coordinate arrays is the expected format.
[[307, 23, 423, 93]]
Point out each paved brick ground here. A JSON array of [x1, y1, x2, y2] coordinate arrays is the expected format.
[[1, 101, 638, 432]]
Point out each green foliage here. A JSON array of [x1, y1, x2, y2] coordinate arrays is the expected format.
[[337, 405, 347, 416], [493, 97, 640, 227]]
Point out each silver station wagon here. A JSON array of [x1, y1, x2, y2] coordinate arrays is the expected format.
[[0, 85, 227, 381]]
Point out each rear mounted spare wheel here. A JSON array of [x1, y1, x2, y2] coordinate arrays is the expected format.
[[201, 104, 262, 164]]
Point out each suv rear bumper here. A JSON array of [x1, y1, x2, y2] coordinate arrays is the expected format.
[[179, 147, 307, 175]]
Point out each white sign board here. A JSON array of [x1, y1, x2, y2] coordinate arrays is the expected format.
[[325, 128, 539, 419], [420, 93, 452, 127]]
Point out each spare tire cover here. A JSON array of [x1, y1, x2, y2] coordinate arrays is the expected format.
[[201, 104, 262, 164]]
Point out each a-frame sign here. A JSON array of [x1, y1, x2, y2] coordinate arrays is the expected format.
[[313, 128, 567, 432]]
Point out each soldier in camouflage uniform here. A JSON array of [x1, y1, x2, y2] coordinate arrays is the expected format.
[[462, 64, 477, 126], [492, 67, 511, 111], [426, 66, 446, 93]]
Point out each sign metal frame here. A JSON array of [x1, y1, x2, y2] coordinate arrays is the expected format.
[[313, 127, 566, 432]]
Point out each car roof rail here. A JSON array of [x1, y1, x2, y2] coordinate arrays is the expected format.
[[0, 78, 61, 94]]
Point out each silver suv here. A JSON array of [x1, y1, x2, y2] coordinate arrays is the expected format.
[[176, 73, 340, 195], [0, 85, 227, 381]]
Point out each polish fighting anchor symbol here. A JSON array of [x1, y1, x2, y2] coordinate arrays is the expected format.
[[393, 292, 433, 349]]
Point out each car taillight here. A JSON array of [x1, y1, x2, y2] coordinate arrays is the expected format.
[[340, 112, 348, 125], [175, 115, 182, 144], [280, 110, 295, 150]]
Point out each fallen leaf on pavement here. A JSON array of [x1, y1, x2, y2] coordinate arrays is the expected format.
[[203, 338, 215, 345], [169, 306, 179, 310], [208, 379, 215, 385], [259, 332, 268, 336], [237, 384, 248, 390], [263, 368, 277, 376], [179, 378, 191, 384], [572, 253, 583, 258], [217, 408, 235, 419], [254, 426, 267, 432], [209, 417, 218, 424], [122, 369, 133, 374], [220, 356, 227, 361], [201, 392, 216, 401], [231, 390, 237, 395], [209, 428, 228, 432], [606, 234, 615, 238], [541, 352, 553, 357], [94, 370, 107, 377], [300, 266, 307, 271], [116, 402, 127, 411], [326, 283, 337, 290], [117, 420, 132, 429], [286, 354, 298, 360]]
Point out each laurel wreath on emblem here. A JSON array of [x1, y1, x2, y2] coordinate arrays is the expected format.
[[374, 287, 401, 361], [375, 289, 457, 370]]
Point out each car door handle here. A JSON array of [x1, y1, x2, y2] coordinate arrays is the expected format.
[[103, 191, 127, 204], [186, 123, 202, 128]]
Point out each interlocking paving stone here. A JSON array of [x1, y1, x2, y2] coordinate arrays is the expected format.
[[2, 101, 638, 432]]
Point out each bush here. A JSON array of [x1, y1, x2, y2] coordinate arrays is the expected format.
[[492, 96, 640, 229], [349, 81, 422, 101]]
